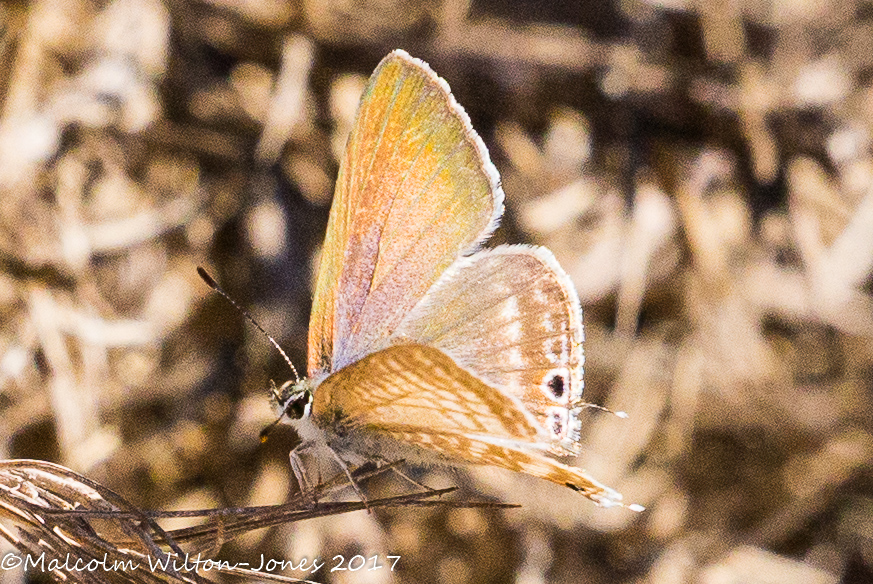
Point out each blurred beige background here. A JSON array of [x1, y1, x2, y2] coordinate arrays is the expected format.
[[1, 1, 872, 583]]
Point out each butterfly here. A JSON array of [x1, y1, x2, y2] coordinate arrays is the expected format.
[[274, 49, 635, 509]]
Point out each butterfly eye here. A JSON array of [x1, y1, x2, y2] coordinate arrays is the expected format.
[[284, 391, 312, 420], [547, 374, 565, 399]]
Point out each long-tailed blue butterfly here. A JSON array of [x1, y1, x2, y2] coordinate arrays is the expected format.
[[274, 50, 635, 509]]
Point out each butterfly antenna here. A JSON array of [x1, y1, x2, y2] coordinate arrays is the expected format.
[[197, 267, 300, 383]]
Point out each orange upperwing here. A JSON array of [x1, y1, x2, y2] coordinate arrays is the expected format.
[[307, 50, 504, 376]]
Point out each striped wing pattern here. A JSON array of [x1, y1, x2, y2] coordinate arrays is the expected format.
[[382, 428, 617, 502], [314, 344, 542, 441], [314, 344, 619, 505], [393, 246, 586, 452]]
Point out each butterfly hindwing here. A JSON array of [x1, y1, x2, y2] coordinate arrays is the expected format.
[[381, 428, 618, 504], [393, 246, 586, 452], [312, 343, 619, 505], [308, 50, 503, 377]]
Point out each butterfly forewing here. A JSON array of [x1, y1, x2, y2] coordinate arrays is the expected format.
[[308, 50, 503, 377], [393, 246, 585, 451]]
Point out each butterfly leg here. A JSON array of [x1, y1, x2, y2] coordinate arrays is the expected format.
[[327, 447, 371, 513], [289, 443, 319, 507], [372, 458, 438, 494]]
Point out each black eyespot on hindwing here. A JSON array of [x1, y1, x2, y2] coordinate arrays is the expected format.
[[547, 374, 565, 399]]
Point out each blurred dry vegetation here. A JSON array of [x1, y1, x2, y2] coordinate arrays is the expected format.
[[1, 0, 872, 583]]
